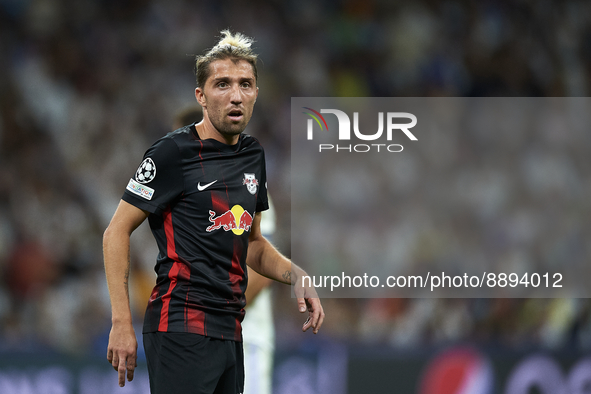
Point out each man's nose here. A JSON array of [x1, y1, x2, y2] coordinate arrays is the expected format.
[[230, 84, 242, 104]]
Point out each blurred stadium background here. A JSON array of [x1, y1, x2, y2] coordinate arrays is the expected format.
[[1, 0, 591, 393]]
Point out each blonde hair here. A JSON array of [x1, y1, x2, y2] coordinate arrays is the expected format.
[[195, 30, 258, 88]]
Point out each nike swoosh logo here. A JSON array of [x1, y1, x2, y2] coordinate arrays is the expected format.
[[198, 180, 217, 191]]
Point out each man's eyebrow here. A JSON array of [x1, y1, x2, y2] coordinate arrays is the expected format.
[[211, 76, 254, 82]]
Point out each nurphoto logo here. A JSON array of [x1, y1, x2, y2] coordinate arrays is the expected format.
[[303, 107, 417, 153]]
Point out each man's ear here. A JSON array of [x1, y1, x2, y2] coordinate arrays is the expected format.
[[195, 87, 206, 107]]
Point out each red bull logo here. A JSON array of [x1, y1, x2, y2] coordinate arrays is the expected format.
[[206, 205, 253, 235]]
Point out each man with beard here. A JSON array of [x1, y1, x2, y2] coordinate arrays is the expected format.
[[103, 30, 324, 394]]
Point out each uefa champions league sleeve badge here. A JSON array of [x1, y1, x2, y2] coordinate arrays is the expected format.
[[135, 158, 156, 184]]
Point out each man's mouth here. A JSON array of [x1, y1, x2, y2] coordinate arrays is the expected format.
[[228, 109, 243, 121]]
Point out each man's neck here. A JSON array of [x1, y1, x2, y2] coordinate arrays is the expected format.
[[195, 119, 240, 145]]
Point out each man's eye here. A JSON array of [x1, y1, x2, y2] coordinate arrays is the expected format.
[[241, 82, 251, 88], [218, 82, 228, 88]]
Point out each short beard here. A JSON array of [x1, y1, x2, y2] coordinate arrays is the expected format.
[[210, 121, 245, 139], [217, 124, 244, 136], [207, 109, 250, 137], [201, 92, 253, 138]]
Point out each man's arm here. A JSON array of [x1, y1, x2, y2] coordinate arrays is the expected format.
[[247, 212, 325, 334], [103, 200, 149, 387]]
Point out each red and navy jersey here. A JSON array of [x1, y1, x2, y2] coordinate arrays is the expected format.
[[122, 124, 268, 341]]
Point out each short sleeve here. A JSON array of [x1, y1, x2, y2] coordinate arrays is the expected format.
[[122, 137, 184, 216], [256, 149, 269, 213]]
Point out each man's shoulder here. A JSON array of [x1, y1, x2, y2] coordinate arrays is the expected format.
[[164, 124, 196, 145], [147, 125, 197, 154], [240, 133, 265, 152]]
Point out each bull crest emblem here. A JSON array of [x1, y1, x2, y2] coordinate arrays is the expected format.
[[243, 173, 258, 195]]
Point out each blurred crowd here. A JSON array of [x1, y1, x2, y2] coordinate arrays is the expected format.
[[290, 97, 591, 352], [1, 0, 591, 355]]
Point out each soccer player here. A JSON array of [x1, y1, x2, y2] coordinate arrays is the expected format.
[[172, 105, 277, 394], [103, 30, 324, 394]]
